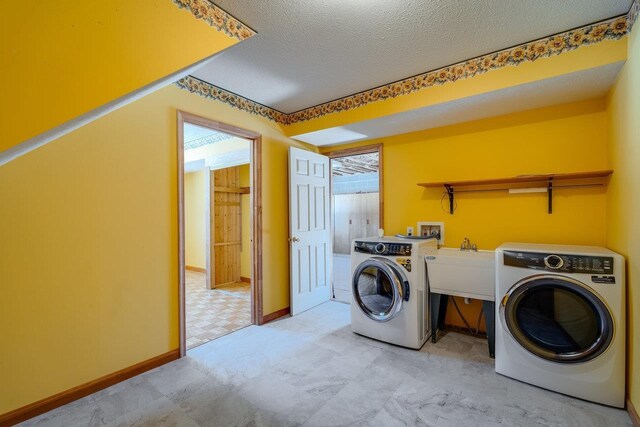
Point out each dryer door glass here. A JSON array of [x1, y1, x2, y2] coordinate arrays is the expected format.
[[352, 257, 406, 322], [502, 275, 614, 363]]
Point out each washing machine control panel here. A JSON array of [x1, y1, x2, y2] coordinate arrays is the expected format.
[[503, 250, 614, 274], [354, 241, 412, 256]]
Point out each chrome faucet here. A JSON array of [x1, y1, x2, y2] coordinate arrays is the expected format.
[[460, 237, 478, 252], [461, 237, 470, 251]]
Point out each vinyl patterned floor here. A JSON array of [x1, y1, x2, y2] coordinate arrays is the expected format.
[[186, 270, 251, 349], [21, 302, 631, 426]]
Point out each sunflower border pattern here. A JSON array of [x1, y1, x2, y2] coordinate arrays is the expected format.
[[171, 0, 255, 41], [176, 76, 289, 123], [176, 12, 633, 125]]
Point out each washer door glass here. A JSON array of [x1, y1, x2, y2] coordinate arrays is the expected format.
[[353, 257, 407, 322], [502, 275, 614, 363]]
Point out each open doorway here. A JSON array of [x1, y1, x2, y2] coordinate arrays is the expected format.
[[177, 112, 263, 355], [326, 145, 383, 303]]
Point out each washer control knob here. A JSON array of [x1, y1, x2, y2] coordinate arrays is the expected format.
[[544, 254, 564, 269], [375, 243, 386, 254]]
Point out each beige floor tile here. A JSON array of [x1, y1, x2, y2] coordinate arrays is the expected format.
[[186, 270, 251, 349]]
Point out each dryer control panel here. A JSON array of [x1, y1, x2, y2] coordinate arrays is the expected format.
[[503, 250, 614, 274], [354, 241, 412, 256]]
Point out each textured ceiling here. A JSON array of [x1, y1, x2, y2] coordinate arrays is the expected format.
[[184, 122, 217, 143], [193, 0, 631, 113], [293, 62, 624, 146], [332, 153, 379, 176], [183, 123, 233, 150], [183, 123, 250, 171]]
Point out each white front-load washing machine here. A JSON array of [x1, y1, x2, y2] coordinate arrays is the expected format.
[[495, 243, 625, 407], [350, 236, 437, 349]]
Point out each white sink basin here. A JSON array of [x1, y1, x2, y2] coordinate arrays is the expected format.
[[425, 247, 495, 301]]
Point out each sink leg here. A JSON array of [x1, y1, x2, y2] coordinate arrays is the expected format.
[[430, 293, 439, 343], [430, 293, 449, 343], [483, 300, 495, 358]]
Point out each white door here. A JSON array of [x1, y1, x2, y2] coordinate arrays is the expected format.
[[289, 147, 331, 315]]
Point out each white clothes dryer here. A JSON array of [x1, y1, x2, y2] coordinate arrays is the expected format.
[[495, 243, 625, 407], [350, 236, 437, 349]]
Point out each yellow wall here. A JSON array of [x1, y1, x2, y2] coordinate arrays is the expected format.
[[0, 85, 310, 414], [240, 164, 251, 279], [321, 99, 608, 248], [185, 170, 207, 269], [0, 0, 241, 151], [321, 98, 609, 329], [606, 20, 640, 410]]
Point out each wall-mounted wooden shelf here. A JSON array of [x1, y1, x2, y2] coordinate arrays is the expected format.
[[417, 170, 613, 214]]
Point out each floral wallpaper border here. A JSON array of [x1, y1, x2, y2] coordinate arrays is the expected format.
[[285, 14, 629, 124], [171, 0, 255, 41], [176, 76, 289, 123], [176, 9, 636, 125]]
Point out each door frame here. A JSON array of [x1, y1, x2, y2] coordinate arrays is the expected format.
[[322, 143, 383, 302], [322, 143, 384, 229], [177, 110, 263, 357]]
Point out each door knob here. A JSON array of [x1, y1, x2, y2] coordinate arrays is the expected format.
[[289, 236, 300, 243]]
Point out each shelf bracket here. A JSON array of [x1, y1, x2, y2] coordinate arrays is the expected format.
[[445, 185, 454, 214], [547, 178, 553, 214]]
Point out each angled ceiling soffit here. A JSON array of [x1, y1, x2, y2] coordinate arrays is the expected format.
[[176, 4, 637, 125], [171, 0, 256, 40]]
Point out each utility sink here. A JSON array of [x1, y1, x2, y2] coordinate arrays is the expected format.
[[425, 248, 495, 301]]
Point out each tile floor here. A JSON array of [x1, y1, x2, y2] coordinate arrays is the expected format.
[[22, 302, 631, 426], [186, 270, 251, 349]]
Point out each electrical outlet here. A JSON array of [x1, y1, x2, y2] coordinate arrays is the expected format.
[[406, 226, 414, 236]]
